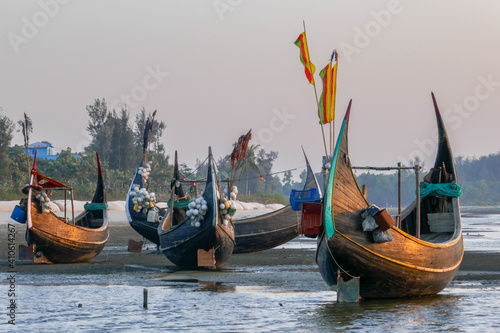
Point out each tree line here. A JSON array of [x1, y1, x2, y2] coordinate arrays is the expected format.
[[1, 103, 498, 206], [0, 101, 292, 203]]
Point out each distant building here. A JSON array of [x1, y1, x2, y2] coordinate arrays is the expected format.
[[24, 141, 57, 160]]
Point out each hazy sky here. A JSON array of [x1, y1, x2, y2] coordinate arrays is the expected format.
[[1, 0, 500, 179]]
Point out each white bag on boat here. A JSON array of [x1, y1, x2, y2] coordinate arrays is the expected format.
[[362, 215, 378, 231]]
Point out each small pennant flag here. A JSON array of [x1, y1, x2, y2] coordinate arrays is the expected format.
[[294, 32, 316, 85], [318, 50, 338, 124]]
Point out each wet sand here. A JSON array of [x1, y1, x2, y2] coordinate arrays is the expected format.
[[2, 221, 500, 288]]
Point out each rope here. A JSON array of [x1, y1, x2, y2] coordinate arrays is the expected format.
[[320, 230, 359, 279], [461, 187, 500, 210], [235, 165, 306, 182], [181, 156, 209, 181], [419, 183, 462, 198]]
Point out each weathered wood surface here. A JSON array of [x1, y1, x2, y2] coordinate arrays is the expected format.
[[28, 158, 109, 264], [319, 95, 464, 299], [233, 206, 300, 253]]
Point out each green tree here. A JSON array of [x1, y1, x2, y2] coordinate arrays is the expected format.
[[257, 149, 280, 194], [238, 144, 262, 196], [134, 108, 166, 155], [85, 98, 113, 161], [0, 110, 14, 177], [281, 170, 293, 196], [109, 108, 136, 171]]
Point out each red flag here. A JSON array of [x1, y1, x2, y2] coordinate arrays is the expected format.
[[231, 130, 252, 167]]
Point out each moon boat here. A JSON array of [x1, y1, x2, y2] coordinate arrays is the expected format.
[[233, 151, 322, 253], [126, 111, 163, 246], [158, 148, 235, 269], [13, 152, 108, 263], [126, 159, 161, 246], [316, 94, 463, 299]]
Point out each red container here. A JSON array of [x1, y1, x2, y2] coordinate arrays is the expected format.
[[301, 202, 323, 236], [374, 209, 395, 231]]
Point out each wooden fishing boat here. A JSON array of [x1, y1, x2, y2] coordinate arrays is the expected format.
[[126, 161, 162, 246], [20, 153, 108, 263], [316, 93, 463, 299], [158, 148, 235, 268], [233, 151, 322, 253], [126, 111, 163, 246]]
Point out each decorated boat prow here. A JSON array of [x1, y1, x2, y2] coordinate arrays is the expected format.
[[317, 95, 463, 299], [158, 147, 235, 268]]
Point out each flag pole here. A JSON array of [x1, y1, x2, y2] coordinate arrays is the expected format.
[[303, 20, 329, 159]]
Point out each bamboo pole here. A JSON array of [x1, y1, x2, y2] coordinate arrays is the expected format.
[[64, 190, 67, 221], [415, 165, 421, 239], [397, 162, 402, 228], [302, 20, 329, 159], [330, 121, 333, 156], [70, 189, 75, 225], [352, 166, 417, 171], [143, 288, 148, 309], [167, 151, 179, 229]]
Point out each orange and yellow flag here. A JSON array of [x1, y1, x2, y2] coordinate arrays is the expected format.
[[294, 32, 316, 85]]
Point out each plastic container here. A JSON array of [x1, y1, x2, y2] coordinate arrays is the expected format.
[[290, 188, 321, 211], [301, 202, 323, 236], [374, 209, 395, 231], [11, 205, 27, 224]]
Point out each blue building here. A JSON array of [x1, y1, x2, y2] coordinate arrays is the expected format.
[[24, 141, 58, 160]]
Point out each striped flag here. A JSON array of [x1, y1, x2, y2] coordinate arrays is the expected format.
[[318, 50, 338, 124], [294, 32, 316, 85]]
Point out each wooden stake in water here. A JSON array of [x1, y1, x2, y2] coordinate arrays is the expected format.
[[143, 288, 148, 309]]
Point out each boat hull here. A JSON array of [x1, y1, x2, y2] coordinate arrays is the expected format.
[[319, 96, 463, 299], [160, 222, 234, 268], [29, 204, 108, 263], [233, 205, 300, 253], [158, 148, 235, 269], [324, 228, 461, 298], [126, 167, 162, 245]]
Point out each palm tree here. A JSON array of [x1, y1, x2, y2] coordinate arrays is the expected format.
[[238, 144, 262, 196]]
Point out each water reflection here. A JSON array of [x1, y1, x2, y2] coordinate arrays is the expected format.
[[197, 281, 236, 292], [311, 294, 465, 332]]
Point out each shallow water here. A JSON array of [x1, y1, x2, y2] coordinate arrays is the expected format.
[[4, 280, 500, 332], [2, 207, 500, 332]]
